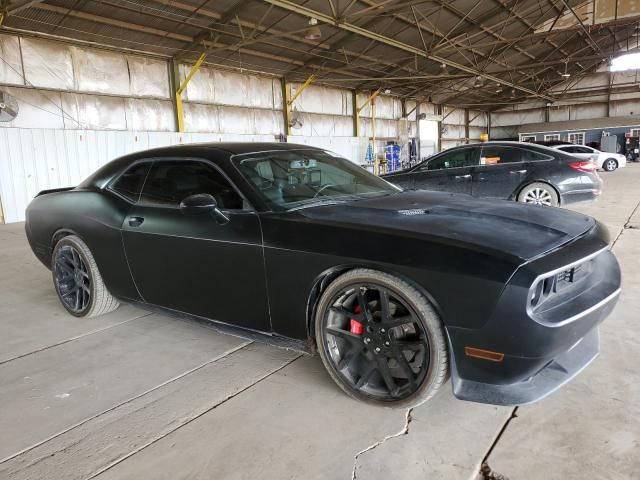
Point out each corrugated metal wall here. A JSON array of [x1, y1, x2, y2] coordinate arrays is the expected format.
[[0, 128, 366, 223], [0, 128, 273, 223]]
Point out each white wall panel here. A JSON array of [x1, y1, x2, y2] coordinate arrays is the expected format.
[[125, 98, 174, 131], [183, 103, 220, 133], [0, 128, 277, 223], [0, 34, 24, 85], [291, 84, 352, 116], [70, 46, 130, 95], [127, 56, 170, 98], [288, 135, 367, 164], [61, 93, 127, 130], [20, 37, 74, 90], [0, 87, 66, 129]]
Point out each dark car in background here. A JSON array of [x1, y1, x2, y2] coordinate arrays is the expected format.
[[383, 141, 601, 207]]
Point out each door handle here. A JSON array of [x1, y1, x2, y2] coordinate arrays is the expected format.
[[510, 169, 527, 174], [129, 216, 144, 227], [455, 174, 471, 179]]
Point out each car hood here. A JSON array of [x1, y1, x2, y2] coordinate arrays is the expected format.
[[299, 190, 596, 262]]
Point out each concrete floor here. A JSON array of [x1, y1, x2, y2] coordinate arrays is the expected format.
[[0, 166, 638, 480]]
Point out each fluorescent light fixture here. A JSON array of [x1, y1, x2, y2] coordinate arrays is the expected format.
[[610, 52, 640, 72]]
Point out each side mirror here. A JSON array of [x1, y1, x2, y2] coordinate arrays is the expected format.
[[180, 193, 229, 224]]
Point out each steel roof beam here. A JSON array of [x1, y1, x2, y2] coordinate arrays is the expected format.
[[261, 0, 555, 101]]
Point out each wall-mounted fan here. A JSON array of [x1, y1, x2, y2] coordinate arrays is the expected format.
[[289, 116, 304, 130], [0, 91, 19, 122]]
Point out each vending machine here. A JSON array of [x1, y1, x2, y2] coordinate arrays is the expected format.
[[624, 133, 639, 162]]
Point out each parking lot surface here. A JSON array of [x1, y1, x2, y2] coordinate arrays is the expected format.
[[1, 166, 638, 480]]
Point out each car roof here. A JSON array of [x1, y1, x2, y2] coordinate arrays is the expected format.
[[449, 141, 561, 154], [78, 142, 325, 189]]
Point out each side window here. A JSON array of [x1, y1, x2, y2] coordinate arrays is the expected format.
[[480, 146, 522, 165], [520, 148, 554, 161], [420, 148, 479, 171], [574, 146, 593, 154], [111, 162, 151, 202], [139, 160, 244, 210]]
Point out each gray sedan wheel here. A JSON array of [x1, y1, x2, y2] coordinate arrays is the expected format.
[[603, 159, 618, 172], [517, 182, 559, 207]]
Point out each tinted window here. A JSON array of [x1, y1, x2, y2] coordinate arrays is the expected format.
[[521, 148, 553, 161], [573, 146, 593, 154], [558, 146, 576, 153], [111, 162, 151, 202], [419, 148, 479, 171], [480, 146, 522, 165], [140, 160, 244, 210]]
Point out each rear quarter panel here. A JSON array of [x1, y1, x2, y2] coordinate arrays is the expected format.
[[26, 189, 140, 301]]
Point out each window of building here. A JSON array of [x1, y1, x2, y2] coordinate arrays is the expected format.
[[139, 160, 244, 210], [567, 132, 586, 145], [520, 135, 536, 142], [630, 128, 640, 137], [544, 134, 561, 141]]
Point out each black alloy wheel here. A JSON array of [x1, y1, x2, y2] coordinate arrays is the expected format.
[[321, 283, 431, 402], [54, 245, 91, 314]]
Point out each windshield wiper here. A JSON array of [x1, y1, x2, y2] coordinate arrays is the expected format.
[[287, 199, 349, 211]]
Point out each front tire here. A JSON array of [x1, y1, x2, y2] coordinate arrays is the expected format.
[[517, 182, 559, 207], [314, 269, 448, 408], [603, 158, 618, 172], [52, 235, 120, 317]]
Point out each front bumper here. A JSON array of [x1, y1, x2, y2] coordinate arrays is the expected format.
[[447, 222, 621, 405], [451, 327, 600, 406]]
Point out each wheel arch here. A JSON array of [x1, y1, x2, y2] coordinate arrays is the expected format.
[[515, 180, 561, 206], [305, 263, 447, 347], [51, 228, 83, 249]]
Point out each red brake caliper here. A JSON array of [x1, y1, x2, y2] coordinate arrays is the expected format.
[[350, 305, 363, 335]]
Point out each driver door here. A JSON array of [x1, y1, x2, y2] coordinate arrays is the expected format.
[[120, 158, 270, 332], [410, 147, 480, 194]]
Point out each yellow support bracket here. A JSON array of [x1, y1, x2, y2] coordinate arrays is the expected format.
[[0, 13, 4, 26], [354, 87, 381, 138], [176, 52, 207, 133], [284, 74, 316, 135]]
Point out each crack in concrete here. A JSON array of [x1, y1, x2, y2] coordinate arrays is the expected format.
[[351, 407, 413, 480], [479, 196, 640, 479]]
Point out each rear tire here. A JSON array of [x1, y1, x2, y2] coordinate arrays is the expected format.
[[52, 235, 120, 318], [603, 158, 618, 172], [314, 269, 448, 408], [517, 182, 559, 207]]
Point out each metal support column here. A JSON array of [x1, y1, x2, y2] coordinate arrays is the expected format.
[[352, 90, 359, 136], [175, 52, 207, 133], [464, 108, 470, 144], [437, 104, 442, 152], [284, 74, 316, 136]]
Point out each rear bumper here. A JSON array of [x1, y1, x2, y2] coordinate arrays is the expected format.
[[447, 222, 620, 405], [559, 174, 602, 205]]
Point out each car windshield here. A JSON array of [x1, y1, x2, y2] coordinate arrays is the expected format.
[[233, 149, 399, 210]]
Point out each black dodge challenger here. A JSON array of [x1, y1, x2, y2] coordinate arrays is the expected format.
[[25, 143, 621, 408]]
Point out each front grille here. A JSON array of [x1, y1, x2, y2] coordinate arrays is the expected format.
[[529, 256, 594, 310]]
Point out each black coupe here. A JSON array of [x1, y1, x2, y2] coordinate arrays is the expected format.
[[25, 143, 621, 407], [383, 141, 602, 207]]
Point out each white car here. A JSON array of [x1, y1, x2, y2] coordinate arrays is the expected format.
[[552, 144, 626, 172]]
